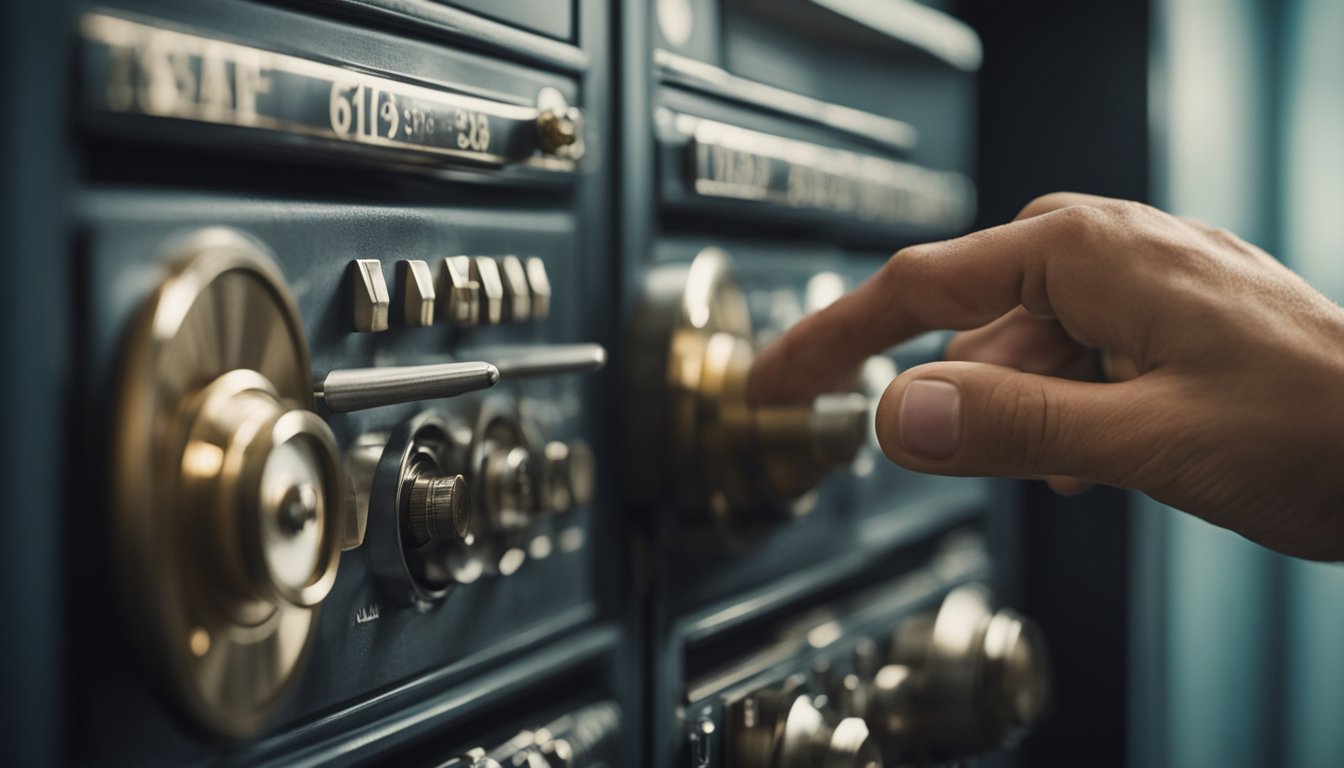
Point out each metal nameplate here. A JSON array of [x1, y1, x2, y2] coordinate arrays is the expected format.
[[675, 114, 974, 230], [80, 13, 577, 171]]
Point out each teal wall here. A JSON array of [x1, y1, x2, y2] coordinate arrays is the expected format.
[[1281, 1, 1344, 766], [1134, 1, 1344, 766]]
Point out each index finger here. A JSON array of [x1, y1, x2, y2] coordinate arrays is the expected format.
[[747, 199, 1135, 405]]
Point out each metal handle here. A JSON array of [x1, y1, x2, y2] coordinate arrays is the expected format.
[[316, 344, 606, 412], [485, 343, 607, 380], [317, 362, 500, 413]]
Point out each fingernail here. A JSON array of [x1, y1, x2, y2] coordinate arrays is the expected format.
[[900, 379, 961, 458]]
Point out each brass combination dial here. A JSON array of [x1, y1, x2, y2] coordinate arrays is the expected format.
[[112, 229, 342, 739], [625, 247, 869, 548]]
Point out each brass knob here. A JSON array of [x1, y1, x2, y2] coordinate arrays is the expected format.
[[536, 87, 584, 160], [734, 692, 883, 768], [879, 585, 1053, 761], [407, 473, 470, 545], [625, 247, 870, 548]]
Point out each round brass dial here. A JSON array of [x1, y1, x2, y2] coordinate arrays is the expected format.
[[112, 228, 341, 739]]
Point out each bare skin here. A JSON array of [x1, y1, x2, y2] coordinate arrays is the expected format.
[[748, 192, 1344, 560]]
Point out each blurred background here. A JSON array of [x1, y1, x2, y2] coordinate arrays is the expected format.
[[965, 1, 1344, 765]]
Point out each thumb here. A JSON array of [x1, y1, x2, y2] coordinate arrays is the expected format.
[[875, 361, 1151, 483]]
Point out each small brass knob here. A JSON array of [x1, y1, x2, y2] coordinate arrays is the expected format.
[[536, 87, 585, 161]]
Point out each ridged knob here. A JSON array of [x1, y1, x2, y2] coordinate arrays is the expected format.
[[407, 473, 470, 545]]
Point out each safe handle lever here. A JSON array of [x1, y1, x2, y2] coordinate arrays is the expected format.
[[315, 344, 606, 412], [485, 343, 607, 379], [317, 362, 500, 413]]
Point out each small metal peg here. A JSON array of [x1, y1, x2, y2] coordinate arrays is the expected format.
[[499, 255, 533, 323], [525, 257, 552, 320], [399, 259, 437, 327], [350, 259, 390, 332], [470, 256, 505, 325], [440, 256, 480, 327]]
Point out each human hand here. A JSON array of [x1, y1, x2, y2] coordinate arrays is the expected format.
[[747, 193, 1344, 560]]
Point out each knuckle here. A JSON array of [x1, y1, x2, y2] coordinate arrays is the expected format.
[[1111, 198, 1160, 219], [1047, 203, 1112, 238], [880, 245, 936, 298], [1019, 191, 1076, 218], [885, 244, 933, 274]]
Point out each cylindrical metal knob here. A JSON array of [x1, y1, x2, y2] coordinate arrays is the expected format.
[[541, 439, 597, 513], [774, 695, 883, 768], [820, 718, 882, 768], [407, 473, 470, 545], [981, 608, 1052, 735], [880, 585, 1052, 761], [485, 445, 535, 531]]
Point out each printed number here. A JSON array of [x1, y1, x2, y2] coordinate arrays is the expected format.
[[379, 95, 400, 139], [455, 110, 491, 152], [329, 82, 353, 136], [331, 82, 400, 140]]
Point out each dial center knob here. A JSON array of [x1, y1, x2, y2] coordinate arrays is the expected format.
[[183, 369, 342, 611], [408, 472, 470, 545]]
